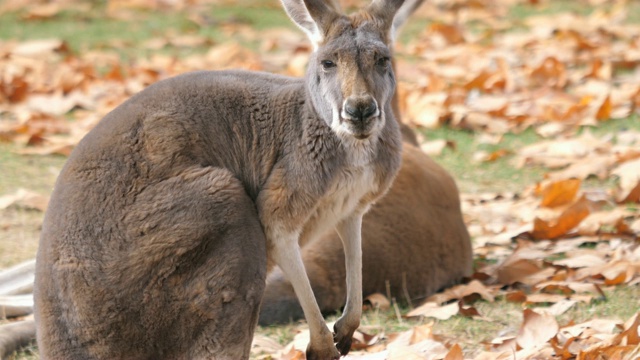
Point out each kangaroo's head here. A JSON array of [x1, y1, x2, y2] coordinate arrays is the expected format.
[[282, 0, 409, 141]]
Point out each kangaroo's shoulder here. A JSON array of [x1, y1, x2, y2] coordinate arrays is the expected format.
[[152, 70, 303, 93]]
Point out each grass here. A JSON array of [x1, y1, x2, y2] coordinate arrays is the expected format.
[[509, 0, 640, 24], [420, 115, 640, 194], [9, 344, 39, 360], [0, 144, 65, 195], [256, 285, 640, 356], [0, 144, 65, 268], [0, 2, 293, 60], [421, 126, 547, 193]]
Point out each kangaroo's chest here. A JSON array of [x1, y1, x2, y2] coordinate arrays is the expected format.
[[302, 166, 378, 243]]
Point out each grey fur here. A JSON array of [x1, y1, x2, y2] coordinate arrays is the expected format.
[[34, 1, 406, 359]]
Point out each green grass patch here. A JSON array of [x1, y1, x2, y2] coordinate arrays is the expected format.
[[0, 144, 65, 195], [423, 115, 640, 193], [508, 1, 594, 20], [422, 126, 546, 193], [0, 3, 291, 59], [585, 114, 640, 135]]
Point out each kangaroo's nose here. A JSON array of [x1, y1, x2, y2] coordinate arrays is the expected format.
[[344, 96, 377, 120]]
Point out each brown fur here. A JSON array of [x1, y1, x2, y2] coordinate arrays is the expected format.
[[0, 320, 36, 360], [259, 135, 472, 325], [34, 1, 410, 359]]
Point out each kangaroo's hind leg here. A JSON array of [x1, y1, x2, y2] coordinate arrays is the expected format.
[[35, 166, 266, 360], [133, 166, 268, 360], [177, 168, 268, 360]]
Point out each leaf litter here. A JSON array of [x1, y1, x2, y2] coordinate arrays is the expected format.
[[0, 0, 639, 359]]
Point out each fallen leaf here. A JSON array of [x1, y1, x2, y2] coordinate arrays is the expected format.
[[364, 293, 391, 311], [496, 257, 543, 285], [405, 301, 459, 320], [21, 3, 61, 20], [532, 196, 592, 239], [534, 299, 578, 316], [553, 254, 607, 269], [409, 323, 434, 345], [443, 344, 464, 360], [516, 309, 559, 350], [250, 334, 283, 356], [11, 39, 69, 57], [420, 139, 447, 156], [539, 179, 582, 208], [595, 95, 612, 121], [425, 279, 495, 305], [0, 189, 49, 212]]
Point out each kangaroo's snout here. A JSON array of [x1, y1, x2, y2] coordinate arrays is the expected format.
[[341, 96, 380, 139], [343, 96, 378, 121]]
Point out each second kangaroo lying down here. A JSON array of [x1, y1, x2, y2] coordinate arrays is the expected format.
[[260, 138, 473, 325]]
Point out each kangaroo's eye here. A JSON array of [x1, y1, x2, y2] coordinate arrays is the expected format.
[[321, 60, 336, 70], [376, 57, 389, 68]]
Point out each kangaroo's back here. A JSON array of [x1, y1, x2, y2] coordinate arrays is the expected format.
[[34, 71, 288, 359]]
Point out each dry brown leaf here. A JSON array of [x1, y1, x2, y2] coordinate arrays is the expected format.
[[526, 293, 569, 307], [250, 334, 283, 356], [530, 57, 567, 89], [505, 290, 527, 303], [617, 181, 640, 204], [534, 299, 578, 317], [501, 258, 546, 285], [443, 344, 464, 360], [429, 23, 466, 45], [559, 318, 623, 339], [0, 189, 49, 212], [350, 330, 380, 351], [536, 281, 605, 298], [516, 309, 559, 350], [21, 3, 61, 20], [496, 255, 543, 285], [539, 179, 582, 208], [532, 196, 592, 240], [15, 143, 75, 157], [578, 345, 640, 360], [364, 293, 391, 311], [11, 39, 69, 57], [553, 254, 607, 269], [405, 301, 459, 320], [425, 279, 495, 305], [577, 208, 631, 236], [472, 351, 513, 360], [420, 139, 447, 156], [409, 323, 434, 345], [595, 94, 613, 121], [279, 347, 305, 360]]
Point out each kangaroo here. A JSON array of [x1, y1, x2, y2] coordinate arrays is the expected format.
[[259, 138, 473, 324], [34, 0, 410, 359], [259, 0, 472, 325]]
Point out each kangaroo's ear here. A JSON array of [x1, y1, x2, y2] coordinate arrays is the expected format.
[[281, 0, 339, 47], [392, 0, 424, 36], [367, 0, 408, 43]]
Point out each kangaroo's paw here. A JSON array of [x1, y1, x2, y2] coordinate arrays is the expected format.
[[333, 319, 357, 356], [306, 329, 341, 360], [306, 343, 341, 360]]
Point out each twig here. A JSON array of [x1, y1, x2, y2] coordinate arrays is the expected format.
[[385, 280, 391, 302], [402, 272, 413, 309], [392, 298, 403, 324]]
